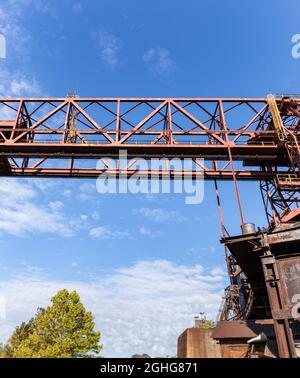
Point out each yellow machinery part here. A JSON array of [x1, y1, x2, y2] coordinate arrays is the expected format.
[[266, 96, 286, 141]]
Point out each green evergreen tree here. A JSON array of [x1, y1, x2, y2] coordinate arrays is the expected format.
[[0, 319, 34, 358], [13, 289, 102, 358]]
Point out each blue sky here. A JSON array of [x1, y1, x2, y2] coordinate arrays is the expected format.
[[0, 0, 299, 357]]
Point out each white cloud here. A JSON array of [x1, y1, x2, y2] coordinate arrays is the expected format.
[[33, 0, 57, 17], [0, 2, 45, 100], [63, 189, 72, 197], [28, 179, 58, 191], [0, 178, 126, 240], [0, 1, 56, 58], [49, 201, 64, 211], [0, 71, 42, 100], [0, 0, 57, 60], [143, 46, 176, 75], [0, 178, 77, 237], [91, 211, 100, 220], [10, 77, 41, 96], [94, 31, 122, 68], [77, 182, 97, 201], [139, 226, 161, 238], [143, 193, 159, 202], [89, 226, 130, 240], [187, 246, 218, 257], [0, 1, 31, 56], [0, 259, 226, 357], [134, 207, 186, 223]]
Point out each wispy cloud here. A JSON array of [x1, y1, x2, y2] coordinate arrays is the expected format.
[[187, 246, 217, 257], [49, 201, 64, 211], [0, 259, 226, 357], [134, 207, 186, 223], [139, 226, 161, 238], [89, 226, 130, 240], [0, 178, 131, 240], [0, 1, 31, 56], [142, 46, 176, 75], [77, 182, 97, 201], [0, 70, 42, 98], [0, 0, 56, 56], [33, 0, 57, 18], [93, 31, 123, 68], [0, 2, 45, 99], [0, 179, 73, 236], [0, 179, 86, 237]]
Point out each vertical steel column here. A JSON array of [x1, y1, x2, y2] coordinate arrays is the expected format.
[[116, 98, 121, 142], [228, 146, 245, 227], [260, 238, 296, 358]]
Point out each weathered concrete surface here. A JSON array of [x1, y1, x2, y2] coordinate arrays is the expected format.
[[177, 328, 221, 358]]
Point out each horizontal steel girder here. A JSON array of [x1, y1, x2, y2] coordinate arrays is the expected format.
[[0, 97, 298, 179]]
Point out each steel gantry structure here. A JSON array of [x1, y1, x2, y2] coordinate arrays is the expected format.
[[0, 96, 297, 179], [0, 95, 299, 357], [0, 96, 295, 174], [0, 95, 299, 224]]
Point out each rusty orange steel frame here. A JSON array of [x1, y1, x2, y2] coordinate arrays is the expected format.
[[0, 97, 291, 175], [0, 97, 298, 227]]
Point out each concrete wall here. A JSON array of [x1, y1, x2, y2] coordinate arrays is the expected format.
[[177, 328, 221, 358]]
